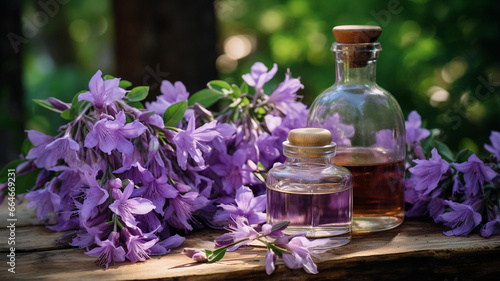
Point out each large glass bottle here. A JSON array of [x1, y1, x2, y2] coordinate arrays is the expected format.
[[307, 25, 406, 232], [266, 128, 353, 249]]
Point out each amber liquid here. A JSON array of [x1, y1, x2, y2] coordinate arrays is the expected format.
[[333, 148, 405, 232]]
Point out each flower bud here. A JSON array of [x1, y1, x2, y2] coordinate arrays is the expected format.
[[36, 169, 51, 188], [193, 103, 213, 121], [47, 97, 71, 111]]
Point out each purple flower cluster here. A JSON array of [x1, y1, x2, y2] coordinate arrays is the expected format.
[[183, 217, 326, 275], [6, 62, 308, 269], [405, 112, 500, 237]]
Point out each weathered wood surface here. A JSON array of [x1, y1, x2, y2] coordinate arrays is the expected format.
[[1, 203, 499, 281]]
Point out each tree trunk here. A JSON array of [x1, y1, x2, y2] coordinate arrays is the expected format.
[[0, 0, 25, 167], [113, 0, 218, 100]]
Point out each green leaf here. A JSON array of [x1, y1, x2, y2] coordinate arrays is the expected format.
[[240, 97, 250, 107], [14, 170, 40, 194], [61, 91, 89, 120], [231, 85, 241, 98], [188, 89, 224, 108], [253, 171, 266, 183], [33, 99, 63, 113], [103, 74, 115, 80], [455, 148, 474, 163], [122, 179, 131, 187], [60, 108, 73, 120], [0, 160, 24, 183], [127, 86, 149, 102], [21, 138, 34, 157], [208, 80, 232, 92], [434, 141, 454, 162], [206, 247, 227, 263], [163, 100, 187, 127], [255, 107, 266, 115], [119, 79, 132, 89], [126, 101, 145, 109], [268, 244, 283, 258], [240, 82, 249, 95], [0, 160, 40, 194], [483, 184, 496, 191]]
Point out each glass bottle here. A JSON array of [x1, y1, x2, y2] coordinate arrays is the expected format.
[[307, 25, 406, 232], [266, 128, 353, 249]]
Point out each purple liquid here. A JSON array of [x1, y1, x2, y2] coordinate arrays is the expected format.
[[267, 185, 352, 238]]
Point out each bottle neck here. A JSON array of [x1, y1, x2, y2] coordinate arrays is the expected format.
[[332, 42, 381, 85], [282, 141, 337, 165], [336, 60, 377, 84], [285, 155, 333, 166]]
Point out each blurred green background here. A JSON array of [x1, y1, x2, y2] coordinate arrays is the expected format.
[[3, 0, 500, 166]]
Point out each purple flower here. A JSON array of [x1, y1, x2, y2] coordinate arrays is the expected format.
[[214, 233, 234, 248], [182, 248, 208, 262], [225, 216, 259, 251], [215, 185, 266, 226], [165, 191, 198, 230], [26, 132, 80, 170], [122, 228, 158, 263], [242, 62, 278, 93], [408, 148, 450, 195], [211, 123, 237, 152], [265, 249, 278, 275], [172, 116, 220, 170], [210, 149, 253, 195], [85, 231, 126, 269], [70, 213, 111, 249], [109, 179, 156, 228], [453, 153, 497, 196], [80, 169, 109, 221], [484, 131, 500, 158], [439, 200, 482, 236], [268, 72, 305, 115], [429, 198, 446, 223], [277, 236, 325, 274], [142, 175, 179, 215], [85, 111, 146, 155], [149, 234, 185, 256], [145, 80, 189, 116], [405, 110, 430, 144], [451, 174, 465, 197], [374, 129, 397, 149], [308, 113, 354, 147], [480, 219, 500, 238], [256, 133, 281, 170], [78, 70, 126, 110], [262, 221, 288, 238], [266, 107, 309, 143], [25, 178, 61, 220], [25, 130, 52, 166], [46, 97, 71, 111], [139, 111, 165, 128]]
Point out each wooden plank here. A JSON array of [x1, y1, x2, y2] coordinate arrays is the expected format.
[[0, 226, 69, 252], [0, 199, 44, 227], [1, 206, 499, 280]]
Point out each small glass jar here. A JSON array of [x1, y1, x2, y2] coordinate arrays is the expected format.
[[307, 25, 406, 232], [266, 128, 353, 249]]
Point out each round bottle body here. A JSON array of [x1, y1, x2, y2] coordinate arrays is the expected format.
[[266, 155, 353, 249], [308, 83, 406, 232]]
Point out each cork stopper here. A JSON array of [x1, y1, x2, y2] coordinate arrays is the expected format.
[[332, 25, 382, 44], [332, 25, 382, 68], [288, 128, 332, 147]]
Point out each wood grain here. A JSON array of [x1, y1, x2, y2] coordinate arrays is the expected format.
[[1, 205, 499, 280]]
